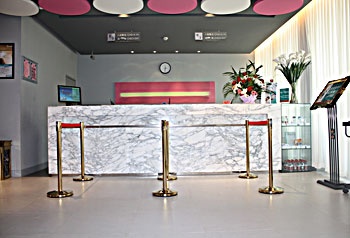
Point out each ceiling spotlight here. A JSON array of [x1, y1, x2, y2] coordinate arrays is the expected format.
[[130, 50, 135, 54], [162, 36, 169, 41], [90, 51, 95, 60], [153, 50, 157, 54], [205, 13, 215, 17], [197, 50, 201, 53], [175, 50, 179, 53]]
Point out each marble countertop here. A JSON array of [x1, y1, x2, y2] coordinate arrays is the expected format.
[[48, 104, 281, 174]]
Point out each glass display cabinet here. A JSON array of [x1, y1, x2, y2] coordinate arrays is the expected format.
[[281, 104, 314, 172]]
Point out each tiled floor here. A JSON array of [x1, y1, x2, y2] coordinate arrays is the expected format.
[[0, 171, 349, 238]]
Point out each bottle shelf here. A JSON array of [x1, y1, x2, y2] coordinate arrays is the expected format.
[[282, 144, 311, 149]]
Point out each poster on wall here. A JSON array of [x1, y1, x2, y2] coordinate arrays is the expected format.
[[22, 56, 38, 84], [0, 43, 14, 79]]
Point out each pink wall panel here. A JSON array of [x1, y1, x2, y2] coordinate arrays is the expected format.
[[115, 81, 215, 104]]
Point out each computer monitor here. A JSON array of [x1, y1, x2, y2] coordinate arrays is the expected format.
[[57, 85, 81, 105]]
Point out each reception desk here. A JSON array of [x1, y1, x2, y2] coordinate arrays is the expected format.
[[48, 104, 281, 175]]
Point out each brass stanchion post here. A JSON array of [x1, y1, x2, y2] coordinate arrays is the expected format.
[[73, 122, 93, 182], [153, 120, 178, 197], [47, 121, 74, 198], [157, 171, 177, 181], [239, 120, 258, 179], [259, 119, 284, 194]]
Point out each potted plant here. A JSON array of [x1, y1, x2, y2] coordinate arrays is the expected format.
[[223, 60, 269, 103], [273, 50, 311, 103]]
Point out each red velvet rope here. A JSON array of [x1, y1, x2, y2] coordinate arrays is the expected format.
[[60, 123, 81, 128], [248, 120, 268, 126]]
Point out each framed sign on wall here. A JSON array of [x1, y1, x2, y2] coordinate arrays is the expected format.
[[22, 56, 38, 84], [0, 43, 14, 79]]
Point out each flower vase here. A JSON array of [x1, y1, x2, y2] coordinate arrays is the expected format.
[[230, 95, 241, 104], [290, 82, 298, 104], [240, 94, 257, 104]]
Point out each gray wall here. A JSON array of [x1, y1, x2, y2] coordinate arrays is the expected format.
[[19, 17, 78, 176], [78, 53, 254, 105], [0, 15, 22, 176], [0, 15, 78, 176]]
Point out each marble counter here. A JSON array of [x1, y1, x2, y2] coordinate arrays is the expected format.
[[48, 104, 281, 175]]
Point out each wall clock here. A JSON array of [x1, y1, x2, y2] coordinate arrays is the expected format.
[[159, 62, 171, 74]]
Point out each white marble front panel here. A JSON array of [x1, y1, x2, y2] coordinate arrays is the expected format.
[[48, 104, 281, 174]]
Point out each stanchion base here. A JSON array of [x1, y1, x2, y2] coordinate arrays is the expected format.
[[157, 175, 177, 181], [259, 186, 284, 194], [152, 189, 178, 197], [47, 190, 73, 198], [239, 173, 258, 179], [73, 175, 94, 182], [317, 179, 347, 190]]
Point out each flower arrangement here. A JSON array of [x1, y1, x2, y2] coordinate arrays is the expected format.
[[273, 50, 311, 103], [222, 60, 266, 103]]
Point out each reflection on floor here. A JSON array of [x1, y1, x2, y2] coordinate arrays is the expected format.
[[0, 171, 349, 238]]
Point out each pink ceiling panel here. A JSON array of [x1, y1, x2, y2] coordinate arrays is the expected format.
[[39, 0, 91, 16], [147, 0, 197, 14], [253, 0, 304, 16]]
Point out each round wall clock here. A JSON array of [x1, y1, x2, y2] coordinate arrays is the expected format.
[[159, 62, 171, 74]]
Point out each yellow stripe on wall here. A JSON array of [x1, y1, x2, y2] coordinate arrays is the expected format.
[[120, 92, 210, 97]]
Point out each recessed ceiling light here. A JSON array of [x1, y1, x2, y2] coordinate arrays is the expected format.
[[205, 13, 215, 17], [197, 50, 201, 53], [175, 50, 179, 53], [153, 51, 157, 54], [130, 50, 135, 54], [118, 14, 129, 18]]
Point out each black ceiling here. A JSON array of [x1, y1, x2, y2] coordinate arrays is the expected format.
[[32, 0, 312, 55]]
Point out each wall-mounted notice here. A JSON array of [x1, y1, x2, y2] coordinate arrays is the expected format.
[[0, 43, 14, 79], [116, 32, 141, 42], [194, 32, 227, 41], [23, 56, 38, 84]]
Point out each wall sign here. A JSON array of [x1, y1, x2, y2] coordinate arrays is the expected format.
[[107, 32, 141, 42], [22, 56, 38, 84], [0, 43, 14, 79], [194, 32, 227, 41]]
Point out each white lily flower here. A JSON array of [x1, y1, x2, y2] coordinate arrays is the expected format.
[[273, 50, 311, 84]]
